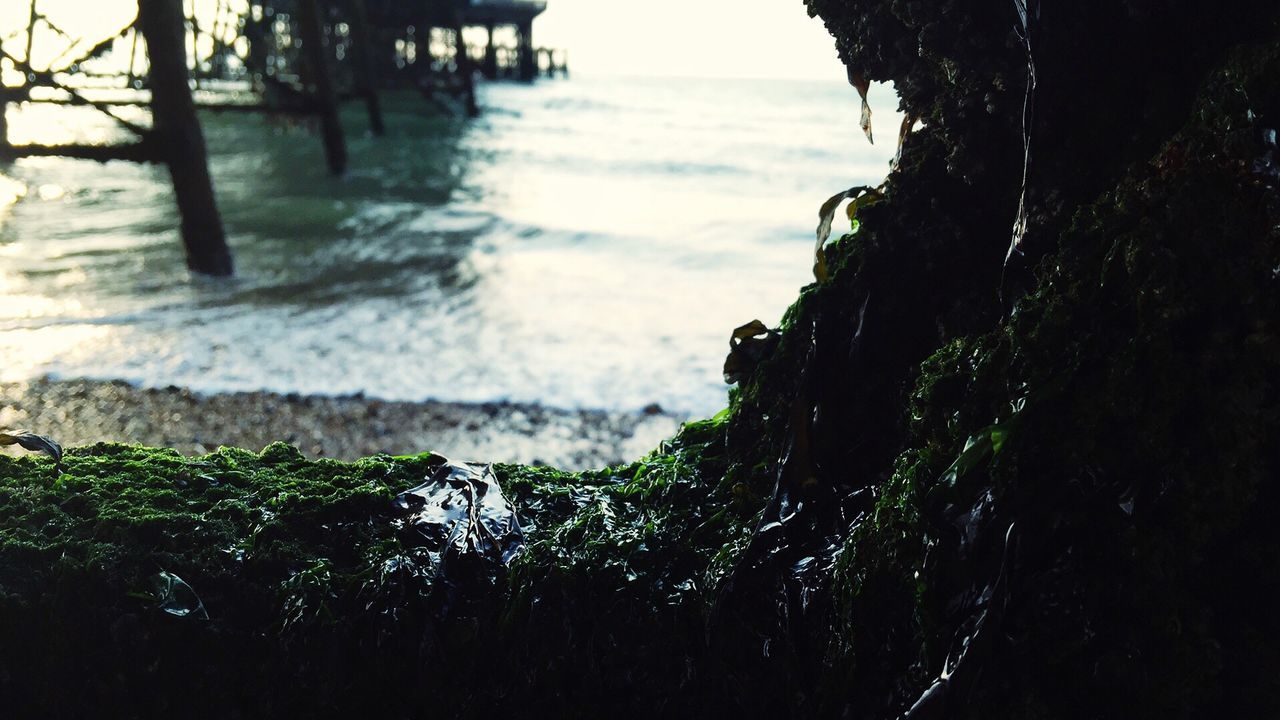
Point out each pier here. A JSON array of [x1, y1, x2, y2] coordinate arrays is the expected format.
[[0, 0, 565, 275]]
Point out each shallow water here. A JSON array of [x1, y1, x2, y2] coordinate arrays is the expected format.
[[0, 76, 898, 416]]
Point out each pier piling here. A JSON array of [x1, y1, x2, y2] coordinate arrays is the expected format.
[[297, 0, 348, 175], [0, 43, 8, 156], [450, 11, 479, 116], [2, 0, 565, 277], [0, 93, 8, 156], [413, 13, 435, 100], [346, 0, 386, 135], [516, 19, 534, 82], [136, 0, 234, 276], [483, 21, 498, 79]]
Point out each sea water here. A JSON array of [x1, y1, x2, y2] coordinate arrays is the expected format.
[[0, 75, 898, 417]]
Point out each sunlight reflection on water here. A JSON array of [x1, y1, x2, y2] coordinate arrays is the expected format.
[[0, 77, 899, 415]]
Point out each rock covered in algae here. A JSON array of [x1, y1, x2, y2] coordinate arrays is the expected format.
[[2, 1, 1280, 717], [0, 417, 739, 717]]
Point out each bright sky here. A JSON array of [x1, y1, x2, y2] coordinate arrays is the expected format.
[[1, 0, 845, 81], [535, 0, 844, 80]]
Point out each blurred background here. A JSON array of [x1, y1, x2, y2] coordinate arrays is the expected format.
[[0, 0, 899, 467]]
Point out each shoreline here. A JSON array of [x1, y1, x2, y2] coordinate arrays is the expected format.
[[0, 377, 687, 471]]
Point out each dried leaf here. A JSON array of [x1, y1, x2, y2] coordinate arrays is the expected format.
[[848, 66, 873, 144], [729, 320, 770, 344], [893, 113, 918, 170], [845, 187, 884, 222], [815, 185, 876, 282], [723, 320, 778, 385], [0, 430, 63, 465]]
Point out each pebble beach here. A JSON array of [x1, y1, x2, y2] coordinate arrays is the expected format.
[[0, 377, 685, 470]]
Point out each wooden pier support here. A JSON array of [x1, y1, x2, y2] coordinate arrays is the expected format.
[[450, 11, 478, 117], [0, 85, 9, 158], [345, 0, 385, 135], [482, 22, 498, 80], [241, 7, 271, 89], [4, 0, 562, 278], [516, 20, 535, 83], [137, 0, 234, 277], [0, 31, 9, 156], [0, 141, 156, 164], [297, 0, 348, 174], [536, 48, 566, 78], [413, 14, 435, 100]]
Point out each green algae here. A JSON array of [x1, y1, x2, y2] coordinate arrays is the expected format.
[[0, 444, 443, 715], [696, 7, 1279, 712], [0, 416, 747, 716], [3, 4, 1280, 718], [0, 443, 424, 611], [808, 42, 1280, 719]]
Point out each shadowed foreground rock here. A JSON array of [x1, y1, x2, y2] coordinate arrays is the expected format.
[[2, 2, 1279, 717]]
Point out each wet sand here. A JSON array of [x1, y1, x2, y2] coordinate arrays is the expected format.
[[0, 378, 686, 471]]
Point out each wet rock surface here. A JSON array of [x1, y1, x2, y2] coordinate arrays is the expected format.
[[1, 2, 1279, 718]]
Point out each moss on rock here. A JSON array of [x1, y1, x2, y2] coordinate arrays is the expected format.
[[3, 3, 1280, 718], [0, 417, 744, 717]]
